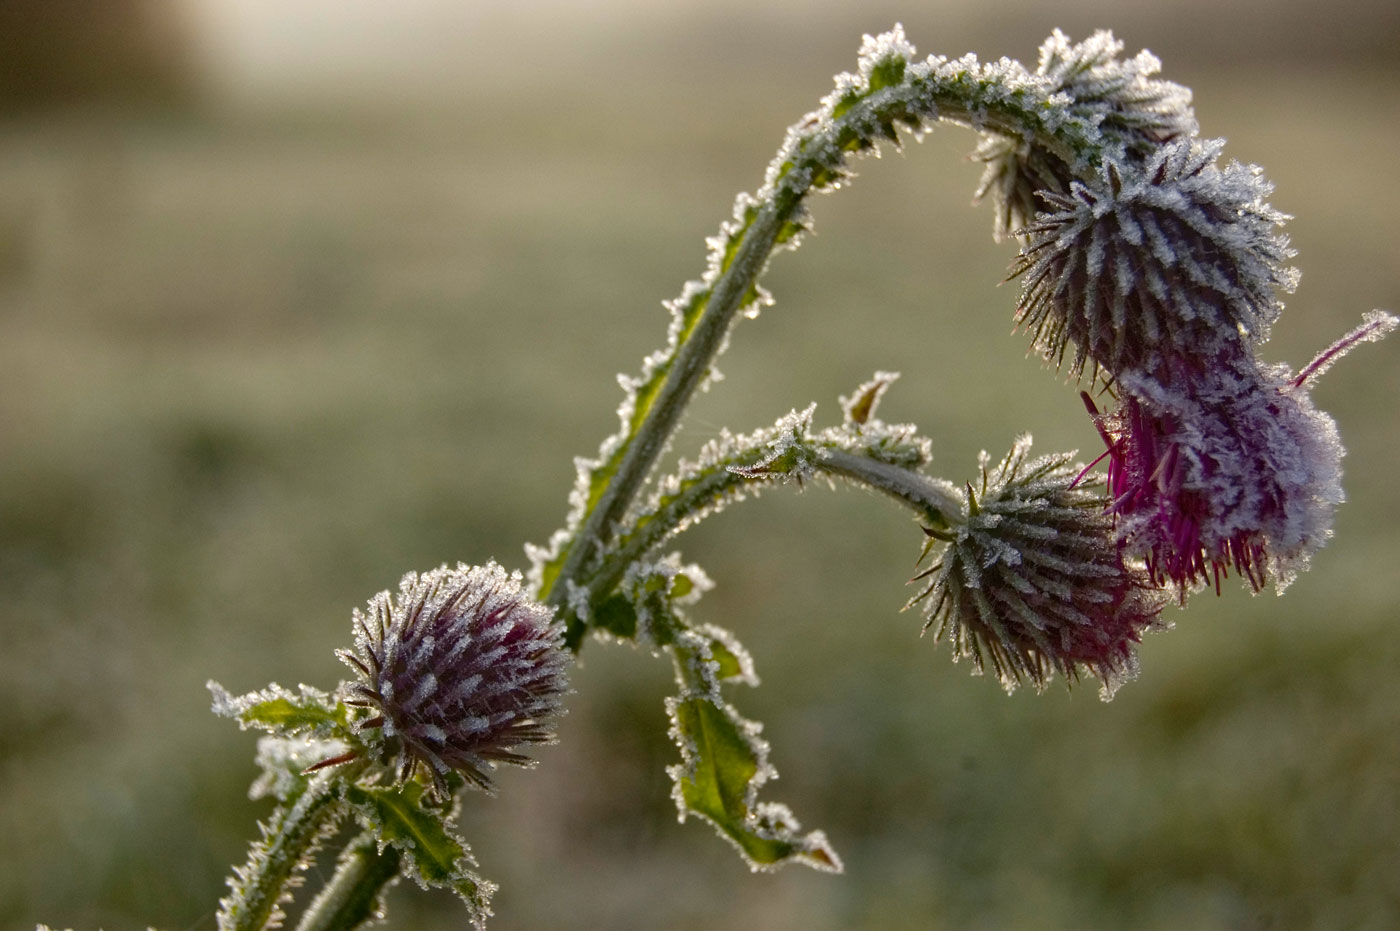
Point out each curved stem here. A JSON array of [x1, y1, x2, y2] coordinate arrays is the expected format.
[[536, 33, 1126, 634], [574, 435, 965, 626], [294, 833, 402, 931], [544, 202, 786, 619], [816, 448, 964, 518]]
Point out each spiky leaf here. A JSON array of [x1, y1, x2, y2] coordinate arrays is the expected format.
[[665, 633, 840, 873], [343, 782, 496, 927], [208, 681, 348, 739]]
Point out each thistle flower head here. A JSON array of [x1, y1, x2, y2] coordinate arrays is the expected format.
[[337, 562, 569, 795], [974, 29, 1197, 241], [1088, 366, 1344, 594], [911, 437, 1167, 698], [1011, 139, 1297, 383]]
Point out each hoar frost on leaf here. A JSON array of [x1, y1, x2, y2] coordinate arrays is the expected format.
[[343, 781, 496, 930], [208, 681, 347, 739], [251, 735, 350, 802], [665, 631, 841, 874]]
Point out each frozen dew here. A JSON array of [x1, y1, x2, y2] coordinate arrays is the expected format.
[[336, 562, 569, 796], [1011, 139, 1295, 384], [910, 436, 1168, 698]]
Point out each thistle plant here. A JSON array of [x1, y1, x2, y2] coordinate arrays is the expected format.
[[68, 24, 1393, 931]]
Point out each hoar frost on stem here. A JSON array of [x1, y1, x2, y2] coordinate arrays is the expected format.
[[189, 24, 1396, 931]]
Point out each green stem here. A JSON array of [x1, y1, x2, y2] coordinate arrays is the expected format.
[[575, 437, 965, 623], [539, 41, 1122, 637], [816, 448, 964, 520], [545, 201, 787, 628], [294, 833, 402, 931], [218, 774, 345, 931]]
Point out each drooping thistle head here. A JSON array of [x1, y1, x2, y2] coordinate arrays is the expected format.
[[910, 437, 1168, 698], [973, 28, 1197, 242], [337, 562, 569, 796], [1010, 139, 1297, 384], [1086, 313, 1397, 594]]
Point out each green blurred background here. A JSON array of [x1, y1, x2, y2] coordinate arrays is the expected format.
[[3, 2, 1398, 928]]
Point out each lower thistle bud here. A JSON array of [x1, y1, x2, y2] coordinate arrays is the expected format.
[[910, 437, 1168, 698], [335, 561, 569, 796]]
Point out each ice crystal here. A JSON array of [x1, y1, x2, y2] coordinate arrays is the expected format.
[[1092, 313, 1397, 592], [1011, 139, 1296, 382], [528, 25, 1152, 602], [911, 437, 1167, 697], [337, 562, 569, 795], [250, 735, 349, 802], [974, 29, 1196, 240], [665, 628, 842, 873]]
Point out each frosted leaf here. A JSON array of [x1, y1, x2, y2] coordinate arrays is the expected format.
[[610, 553, 717, 649], [343, 781, 495, 930], [840, 370, 900, 426], [208, 681, 347, 739], [664, 634, 841, 873]]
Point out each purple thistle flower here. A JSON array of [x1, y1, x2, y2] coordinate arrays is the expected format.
[[1083, 358, 1350, 594], [335, 562, 569, 796], [909, 436, 1168, 698], [1011, 139, 1296, 384]]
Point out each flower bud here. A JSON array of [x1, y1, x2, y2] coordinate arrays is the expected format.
[[338, 562, 569, 795], [911, 437, 1167, 698], [1011, 140, 1296, 383], [974, 29, 1196, 241]]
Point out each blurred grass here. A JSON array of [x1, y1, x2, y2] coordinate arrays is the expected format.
[[2, 3, 1399, 929]]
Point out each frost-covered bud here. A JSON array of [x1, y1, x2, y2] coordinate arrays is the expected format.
[[1011, 140, 1296, 383], [1089, 368, 1344, 593], [974, 29, 1196, 241], [911, 437, 1167, 698], [338, 562, 569, 795]]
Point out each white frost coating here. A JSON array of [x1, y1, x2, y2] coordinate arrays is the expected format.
[[913, 436, 1167, 697], [839, 370, 900, 425], [342, 783, 497, 927], [1113, 358, 1349, 592], [855, 22, 916, 79], [609, 382, 942, 581], [1292, 310, 1398, 388], [974, 29, 1196, 239], [250, 735, 349, 802], [1013, 138, 1296, 382], [207, 680, 343, 736], [614, 553, 717, 649], [664, 635, 843, 873], [528, 26, 1148, 596]]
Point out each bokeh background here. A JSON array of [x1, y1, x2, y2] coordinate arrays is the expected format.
[[3, 1, 1398, 928]]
